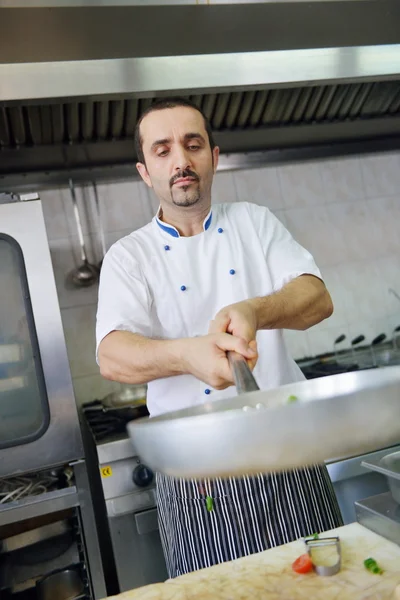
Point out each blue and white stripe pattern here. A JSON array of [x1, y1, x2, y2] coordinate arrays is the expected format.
[[156, 465, 343, 578]]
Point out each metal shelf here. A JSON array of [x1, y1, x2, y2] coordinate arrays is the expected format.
[[0, 487, 79, 527]]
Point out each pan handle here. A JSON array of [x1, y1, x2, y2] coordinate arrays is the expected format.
[[227, 352, 260, 395]]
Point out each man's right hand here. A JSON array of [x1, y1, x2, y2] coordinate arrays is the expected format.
[[180, 333, 258, 390]]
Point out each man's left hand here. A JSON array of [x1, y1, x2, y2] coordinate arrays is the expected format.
[[209, 300, 259, 370]]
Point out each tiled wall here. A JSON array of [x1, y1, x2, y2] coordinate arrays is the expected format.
[[39, 150, 400, 406]]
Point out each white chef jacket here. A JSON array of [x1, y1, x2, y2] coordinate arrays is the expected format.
[[96, 201, 322, 417]]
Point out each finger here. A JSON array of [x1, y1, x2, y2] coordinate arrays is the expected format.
[[213, 355, 235, 387], [209, 313, 230, 334], [232, 325, 255, 343], [249, 339, 258, 353], [246, 356, 258, 371], [246, 339, 258, 370], [216, 333, 257, 359], [215, 344, 257, 385]]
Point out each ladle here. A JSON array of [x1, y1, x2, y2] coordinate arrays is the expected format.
[[66, 178, 99, 288]]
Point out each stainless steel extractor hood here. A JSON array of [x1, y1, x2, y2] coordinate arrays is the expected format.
[[0, 0, 400, 187]]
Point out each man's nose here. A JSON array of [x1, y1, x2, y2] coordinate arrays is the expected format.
[[173, 147, 192, 172]]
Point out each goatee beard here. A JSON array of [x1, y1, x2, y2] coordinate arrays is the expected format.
[[172, 187, 201, 207], [169, 169, 201, 207]]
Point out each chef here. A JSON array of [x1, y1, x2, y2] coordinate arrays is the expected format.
[[96, 97, 343, 579]]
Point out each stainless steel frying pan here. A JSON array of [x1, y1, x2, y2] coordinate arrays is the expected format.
[[127, 355, 400, 479]]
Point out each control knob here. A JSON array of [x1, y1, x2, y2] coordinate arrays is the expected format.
[[132, 464, 154, 487]]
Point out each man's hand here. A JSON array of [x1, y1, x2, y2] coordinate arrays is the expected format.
[[180, 333, 257, 390], [209, 301, 259, 371]]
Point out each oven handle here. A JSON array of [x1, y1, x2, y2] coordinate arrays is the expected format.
[[106, 490, 157, 520]]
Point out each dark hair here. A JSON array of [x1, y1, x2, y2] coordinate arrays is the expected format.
[[134, 97, 216, 164]]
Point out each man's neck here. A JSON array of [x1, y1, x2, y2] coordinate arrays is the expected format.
[[159, 203, 211, 237]]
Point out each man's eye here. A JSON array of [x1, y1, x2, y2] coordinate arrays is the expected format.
[[157, 150, 169, 157], [188, 145, 200, 151]]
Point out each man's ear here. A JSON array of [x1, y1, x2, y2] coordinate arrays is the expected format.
[[212, 146, 220, 173], [136, 162, 153, 188]]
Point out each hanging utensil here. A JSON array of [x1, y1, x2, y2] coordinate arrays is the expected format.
[[333, 334, 346, 359], [66, 179, 99, 289], [127, 356, 400, 480], [92, 180, 107, 269], [371, 333, 387, 367], [350, 334, 365, 361]]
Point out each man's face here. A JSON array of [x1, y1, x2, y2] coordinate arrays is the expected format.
[[136, 106, 219, 209]]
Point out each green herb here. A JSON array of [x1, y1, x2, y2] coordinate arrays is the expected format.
[[206, 496, 214, 512], [305, 533, 319, 541], [364, 557, 384, 575], [287, 395, 298, 403]]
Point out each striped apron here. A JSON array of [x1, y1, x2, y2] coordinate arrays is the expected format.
[[156, 465, 343, 578]]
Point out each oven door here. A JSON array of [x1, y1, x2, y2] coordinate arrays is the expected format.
[[0, 199, 83, 477]]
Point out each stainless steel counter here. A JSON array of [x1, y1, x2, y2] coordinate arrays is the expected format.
[[326, 444, 400, 525], [326, 444, 400, 482]]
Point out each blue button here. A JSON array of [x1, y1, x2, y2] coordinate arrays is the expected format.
[[204, 388, 211, 395], [164, 245, 170, 251], [229, 269, 236, 275], [180, 285, 187, 291], [218, 228, 224, 233]]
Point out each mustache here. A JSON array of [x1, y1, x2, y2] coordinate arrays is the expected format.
[[170, 169, 200, 188]]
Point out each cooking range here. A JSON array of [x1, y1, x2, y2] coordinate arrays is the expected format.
[[81, 401, 168, 594]]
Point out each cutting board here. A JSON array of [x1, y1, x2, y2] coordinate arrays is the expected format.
[[104, 523, 400, 600]]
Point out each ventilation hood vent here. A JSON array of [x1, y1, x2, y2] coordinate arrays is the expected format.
[[0, 1, 400, 186]]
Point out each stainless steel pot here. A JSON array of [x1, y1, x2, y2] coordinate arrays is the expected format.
[[102, 384, 147, 409], [127, 358, 400, 480], [36, 567, 85, 600]]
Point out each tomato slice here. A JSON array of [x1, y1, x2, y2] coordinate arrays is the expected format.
[[292, 553, 313, 574]]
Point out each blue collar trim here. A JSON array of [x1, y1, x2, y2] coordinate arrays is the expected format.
[[156, 210, 213, 238], [156, 220, 180, 238], [204, 211, 213, 231]]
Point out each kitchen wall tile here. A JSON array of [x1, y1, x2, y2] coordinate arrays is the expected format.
[[41, 183, 107, 240], [40, 187, 72, 241], [335, 261, 387, 324], [283, 330, 310, 361], [277, 161, 325, 208], [48, 235, 100, 309], [233, 166, 283, 210], [320, 157, 364, 203], [212, 171, 238, 204], [373, 255, 400, 315], [366, 196, 400, 257], [384, 314, 400, 343], [284, 205, 347, 267], [347, 319, 388, 349], [325, 200, 382, 262], [101, 179, 154, 233], [61, 304, 98, 378], [323, 263, 355, 329], [73, 373, 120, 407], [360, 151, 400, 198], [372, 315, 400, 342], [79, 184, 103, 236], [307, 324, 349, 358]]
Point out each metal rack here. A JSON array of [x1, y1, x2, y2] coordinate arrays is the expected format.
[[0, 462, 107, 599]]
